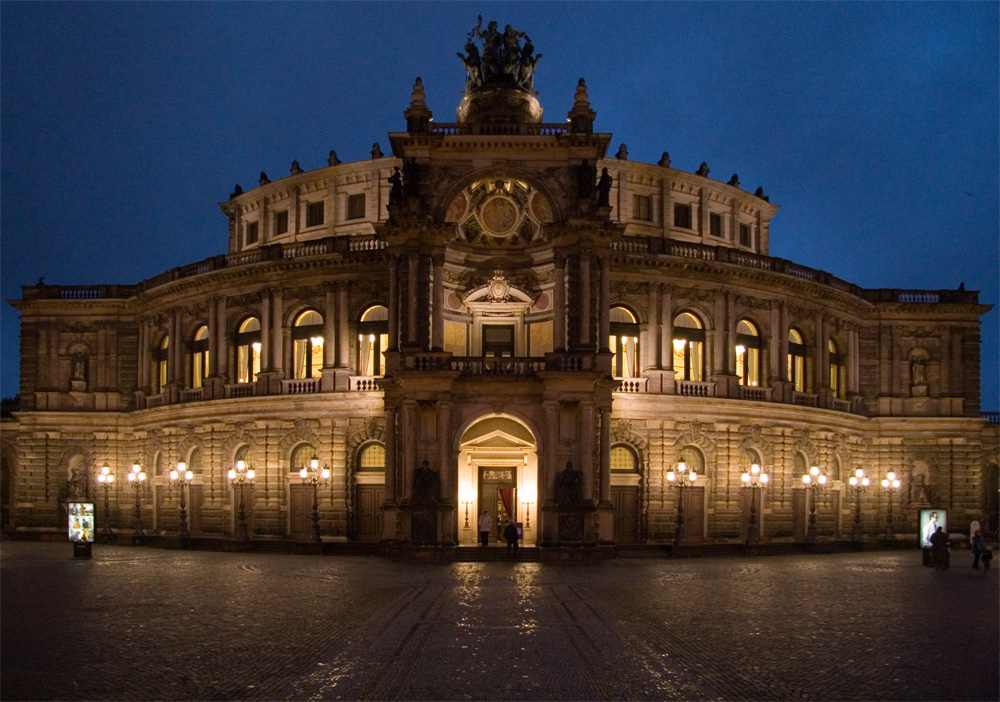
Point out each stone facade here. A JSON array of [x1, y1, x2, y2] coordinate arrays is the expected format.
[[3, 27, 998, 546]]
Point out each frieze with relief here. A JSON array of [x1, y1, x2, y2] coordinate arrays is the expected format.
[[447, 177, 552, 248]]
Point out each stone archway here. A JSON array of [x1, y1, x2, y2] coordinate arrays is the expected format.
[[457, 415, 538, 546]]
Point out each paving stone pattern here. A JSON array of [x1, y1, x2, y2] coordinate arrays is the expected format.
[[2, 543, 997, 701]]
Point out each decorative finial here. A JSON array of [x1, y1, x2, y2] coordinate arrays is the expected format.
[[405, 77, 433, 133], [230, 184, 243, 199], [328, 150, 341, 166], [371, 143, 383, 159], [755, 186, 768, 202], [290, 160, 303, 175], [696, 162, 709, 177], [568, 78, 595, 134], [658, 152, 671, 168], [259, 172, 270, 186], [616, 144, 628, 160], [728, 173, 739, 187]]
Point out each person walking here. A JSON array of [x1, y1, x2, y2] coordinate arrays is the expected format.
[[503, 519, 519, 556], [971, 529, 986, 569], [478, 509, 492, 547], [930, 526, 949, 570]]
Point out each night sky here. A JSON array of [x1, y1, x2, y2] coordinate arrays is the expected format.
[[2, 2, 997, 408]]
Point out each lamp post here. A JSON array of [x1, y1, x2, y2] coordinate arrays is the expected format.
[[666, 461, 698, 545], [801, 465, 827, 543], [848, 468, 870, 541], [127, 462, 146, 537], [169, 462, 194, 541], [520, 485, 536, 530], [740, 463, 769, 545], [299, 454, 330, 544], [228, 459, 255, 542], [880, 471, 901, 539], [96, 463, 115, 539]]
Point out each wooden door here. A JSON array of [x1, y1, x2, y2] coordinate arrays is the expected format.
[[682, 486, 705, 542], [479, 467, 516, 544], [356, 485, 384, 543], [289, 484, 310, 540], [611, 486, 639, 544], [188, 484, 204, 536], [792, 487, 807, 541]]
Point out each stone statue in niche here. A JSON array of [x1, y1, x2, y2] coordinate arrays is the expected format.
[[413, 460, 440, 505], [596, 168, 613, 207], [555, 461, 583, 507], [388, 167, 403, 206], [69, 352, 88, 392], [910, 357, 927, 385]]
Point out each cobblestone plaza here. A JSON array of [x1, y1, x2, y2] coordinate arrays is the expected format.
[[2, 543, 997, 701]]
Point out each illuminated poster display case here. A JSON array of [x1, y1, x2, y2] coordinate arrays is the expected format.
[[68, 502, 95, 543]]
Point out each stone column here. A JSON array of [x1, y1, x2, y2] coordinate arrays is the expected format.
[[401, 402, 417, 501], [438, 402, 452, 499], [580, 402, 594, 502], [553, 256, 566, 351], [599, 408, 611, 504], [407, 253, 418, 346], [815, 312, 827, 388], [661, 285, 672, 370], [644, 283, 659, 370], [779, 303, 789, 380], [260, 294, 272, 372], [544, 402, 558, 504], [431, 254, 444, 351], [337, 283, 349, 369], [138, 317, 148, 391], [850, 327, 860, 394], [388, 254, 399, 351], [598, 254, 610, 351], [323, 290, 337, 368], [216, 298, 228, 381], [171, 309, 183, 386], [208, 298, 219, 378], [384, 407, 397, 502], [271, 291, 284, 376], [579, 253, 591, 348]]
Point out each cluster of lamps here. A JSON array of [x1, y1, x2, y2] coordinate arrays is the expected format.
[[666, 461, 698, 545], [299, 455, 331, 543], [740, 463, 769, 544], [228, 459, 256, 542]]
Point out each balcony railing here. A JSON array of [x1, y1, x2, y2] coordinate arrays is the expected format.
[[793, 391, 818, 407], [677, 380, 715, 397], [615, 378, 648, 393], [981, 412, 1000, 424], [349, 376, 380, 392], [224, 383, 256, 398], [451, 357, 546, 376], [280, 378, 319, 394], [740, 386, 772, 402], [181, 388, 204, 403]]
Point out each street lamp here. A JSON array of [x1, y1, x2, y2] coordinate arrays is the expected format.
[[801, 465, 828, 543], [666, 461, 698, 545], [848, 468, 870, 541], [96, 463, 115, 539], [228, 459, 255, 542], [299, 454, 330, 544], [740, 463, 769, 545], [169, 462, 194, 541], [127, 462, 146, 537], [880, 471, 901, 539]]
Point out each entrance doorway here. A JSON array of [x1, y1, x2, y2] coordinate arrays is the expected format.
[[479, 466, 516, 544]]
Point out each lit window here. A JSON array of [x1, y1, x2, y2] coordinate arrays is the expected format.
[[829, 339, 843, 398], [358, 306, 388, 377], [609, 306, 639, 378], [673, 203, 692, 229], [358, 443, 386, 472], [735, 320, 761, 387], [306, 201, 325, 227], [672, 312, 704, 382], [610, 446, 638, 473], [787, 328, 805, 392], [633, 195, 652, 222], [347, 194, 365, 220], [679, 446, 705, 476], [292, 310, 324, 379], [291, 444, 316, 473], [709, 212, 723, 238], [274, 210, 289, 235], [236, 317, 261, 383], [191, 325, 210, 389], [154, 336, 169, 393]]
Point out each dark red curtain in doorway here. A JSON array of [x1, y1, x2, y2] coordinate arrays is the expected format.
[[498, 488, 514, 520]]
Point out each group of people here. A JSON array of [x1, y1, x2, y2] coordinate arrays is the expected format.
[[923, 512, 993, 570], [477, 509, 521, 555]]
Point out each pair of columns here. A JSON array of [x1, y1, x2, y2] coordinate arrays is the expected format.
[[552, 252, 611, 352]]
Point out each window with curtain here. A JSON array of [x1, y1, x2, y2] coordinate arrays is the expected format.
[[358, 306, 388, 377], [191, 325, 209, 389], [787, 328, 805, 392], [672, 312, 705, 382], [735, 320, 761, 387], [609, 306, 639, 378], [236, 317, 261, 383], [292, 310, 324, 379], [829, 339, 843, 398]]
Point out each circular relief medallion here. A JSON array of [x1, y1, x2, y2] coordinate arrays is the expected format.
[[479, 196, 520, 237]]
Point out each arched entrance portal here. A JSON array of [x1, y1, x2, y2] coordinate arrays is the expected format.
[[457, 415, 538, 547]]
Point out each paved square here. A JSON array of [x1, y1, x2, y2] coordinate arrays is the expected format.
[[2, 543, 997, 700]]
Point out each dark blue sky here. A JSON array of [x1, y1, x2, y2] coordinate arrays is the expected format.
[[2, 2, 997, 408]]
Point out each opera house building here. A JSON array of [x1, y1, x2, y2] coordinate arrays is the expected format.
[[3, 25, 997, 556]]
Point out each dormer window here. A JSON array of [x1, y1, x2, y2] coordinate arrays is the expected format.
[[306, 201, 324, 227], [274, 210, 288, 235], [245, 221, 259, 246], [673, 203, 692, 229], [709, 212, 723, 238], [347, 194, 365, 220]]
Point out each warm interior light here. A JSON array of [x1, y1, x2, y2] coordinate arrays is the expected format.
[[672, 338, 686, 351], [252, 342, 261, 352], [311, 336, 324, 346], [735, 344, 746, 355]]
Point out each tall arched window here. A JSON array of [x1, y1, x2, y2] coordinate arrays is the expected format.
[[610, 445, 639, 473], [234, 445, 255, 470], [794, 451, 807, 478], [154, 336, 169, 393], [672, 312, 705, 382], [609, 306, 639, 378], [831, 456, 842, 481], [191, 326, 209, 389], [357, 442, 386, 472], [358, 306, 388, 377], [292, 310, 324, 379], [679, 446, 705, 476], [236, 317, 261, 383], [787, 328, 806, 392], [735, 320, 761, 387], [290, 444, 317, 473], [154, 452, 164, 477], [829, 339, 843, 398]]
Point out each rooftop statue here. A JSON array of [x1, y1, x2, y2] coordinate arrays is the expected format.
[[459, 16, 541, 94]]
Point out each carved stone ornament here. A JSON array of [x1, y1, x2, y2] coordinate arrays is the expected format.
[[487, 270, 511, 302], [448, 177, 550, 248]]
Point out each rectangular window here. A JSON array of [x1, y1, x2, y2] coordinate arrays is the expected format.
[[740, 223, 751, 247], [274, 210, 288, 235], [482, 325, 515, 357], [673, 203, 692, 229], [633, 194, 652, 222], [709, 213, 723, 238], [305, 201, 324, 227], [347, 193, 365, 220], [245, 221, 259, 246]]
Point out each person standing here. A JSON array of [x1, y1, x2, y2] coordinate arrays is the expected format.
[[971, 529, 986, 570], [503, 520, 519, 556], [930, 526, 949, 570], [478, 509, 492, 547]]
